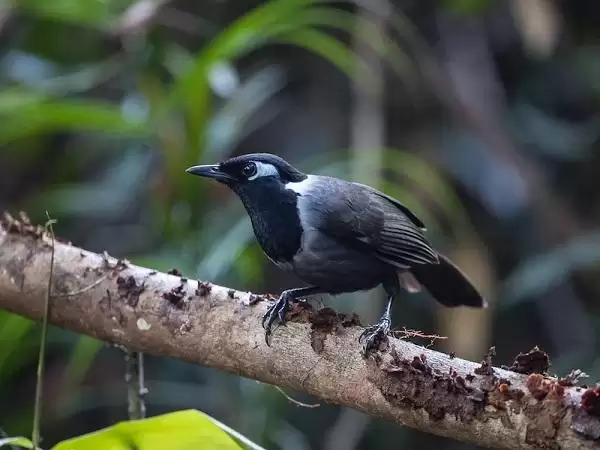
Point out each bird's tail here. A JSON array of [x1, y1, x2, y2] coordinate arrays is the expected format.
[[409, 253, 487, 308]]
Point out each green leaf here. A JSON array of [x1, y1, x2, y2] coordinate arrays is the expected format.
[[169, 0, 360, 157], [274, 28, 362, 84], [18, 0, 119, 28], [271, 7, 410, 79], [0, 437, 34, 449], [51, 410, 249, 450], [0, 92, 149, 144], [33, 57, 125, 97]]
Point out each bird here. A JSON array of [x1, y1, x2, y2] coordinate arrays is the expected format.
[[186, 153, 486, 352]]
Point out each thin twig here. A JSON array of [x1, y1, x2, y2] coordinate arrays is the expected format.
[[124, 348, 147, 420], [137, 352, 148, 407], [57, 274, 108, 297], [32, 213, 56, 448], [392, 327, 447, 348], [274, 386, 320, 408]]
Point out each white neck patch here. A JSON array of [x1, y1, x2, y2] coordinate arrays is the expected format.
[[286, 175, 316, 195], [248, 161, 279, 180]]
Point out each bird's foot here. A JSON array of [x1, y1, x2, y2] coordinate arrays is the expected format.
[[359, 316, 391, 355], [262, 292, 292, 346]]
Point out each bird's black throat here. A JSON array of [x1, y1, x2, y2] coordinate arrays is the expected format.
[[232, 178, 303, 264]]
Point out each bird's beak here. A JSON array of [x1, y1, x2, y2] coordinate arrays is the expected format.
[[185, 164, 234, 183]]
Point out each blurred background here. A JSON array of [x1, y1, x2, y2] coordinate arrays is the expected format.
[[1, 0, 600, 448]]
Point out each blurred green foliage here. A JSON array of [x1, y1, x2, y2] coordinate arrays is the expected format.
[[1, 0, 600, 449]]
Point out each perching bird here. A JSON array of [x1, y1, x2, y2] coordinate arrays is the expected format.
[[186, 153, 486, 351]]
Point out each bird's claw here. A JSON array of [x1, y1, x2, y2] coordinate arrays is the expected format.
[[262, 295, 290, 346], [359, 316, 391, 355]]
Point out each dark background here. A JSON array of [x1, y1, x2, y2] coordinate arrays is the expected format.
[[1, 0, 600, 448]]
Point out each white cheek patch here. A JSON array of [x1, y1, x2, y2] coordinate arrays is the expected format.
[[248, 161, 279, 180], [286, 175, 316, 195]]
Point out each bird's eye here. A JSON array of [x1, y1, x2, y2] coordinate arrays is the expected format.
[[241, 162, 257, 178]]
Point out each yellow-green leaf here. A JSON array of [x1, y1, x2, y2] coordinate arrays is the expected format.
[[51, 410, 245, 450], [0, 436, 34, 448]]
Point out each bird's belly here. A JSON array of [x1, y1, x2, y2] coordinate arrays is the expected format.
[[290, 236, 392, 293]]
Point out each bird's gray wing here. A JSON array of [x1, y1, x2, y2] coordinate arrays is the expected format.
[[306, 177, 437, 269], [351, 181, 427, 230]]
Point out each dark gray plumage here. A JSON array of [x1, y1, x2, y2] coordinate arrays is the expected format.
[[186, 153, 486, 352]]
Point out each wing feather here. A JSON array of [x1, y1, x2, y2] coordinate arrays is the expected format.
[[306, 176, 438, 269], [351, 181, 427, 229], [377, 226, 438, 266]]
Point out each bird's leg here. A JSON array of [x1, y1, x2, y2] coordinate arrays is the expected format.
[[262, 286, 321, 346], [359, 294, 394, 354]]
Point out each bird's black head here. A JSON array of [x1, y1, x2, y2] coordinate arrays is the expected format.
[[186, 153, 308, 264], [185, 153, 306, 188]]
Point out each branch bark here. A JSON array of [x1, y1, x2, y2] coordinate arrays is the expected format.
[[1, 216, 599, 449]]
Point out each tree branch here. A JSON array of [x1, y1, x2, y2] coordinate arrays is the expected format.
[[1, 215, 599, 449]]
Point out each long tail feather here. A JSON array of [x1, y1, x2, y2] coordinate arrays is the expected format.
[[410, 253, 487, 308]]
